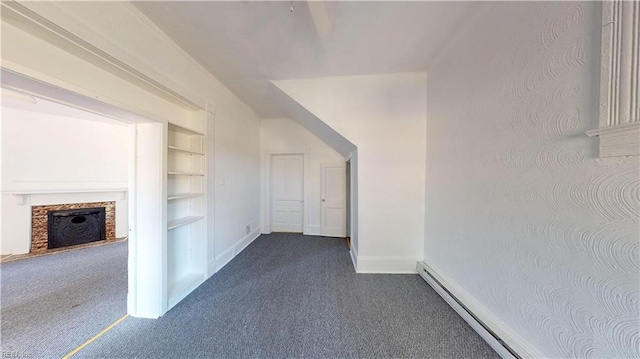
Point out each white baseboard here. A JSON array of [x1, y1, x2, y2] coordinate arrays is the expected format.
[[236, 228, 261, 254], [209, 228, 261, 275], [211, 248, 233, 275], [303, 225, 321, 236], [356, 256, 421, 274], [261, 225, 271, 234], [417, 261, 543, 359]]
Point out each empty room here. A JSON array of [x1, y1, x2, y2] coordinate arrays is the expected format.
[[0, 1, 638, 358]]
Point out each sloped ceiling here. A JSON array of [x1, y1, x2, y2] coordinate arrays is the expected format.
[[132, 1, 480, 118]]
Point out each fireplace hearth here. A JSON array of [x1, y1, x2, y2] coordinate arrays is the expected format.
[[48, 207, 106, 249]]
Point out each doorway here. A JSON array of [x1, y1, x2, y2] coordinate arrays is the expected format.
[[1, 69, 166, 319], [270, 154, 304, 233]]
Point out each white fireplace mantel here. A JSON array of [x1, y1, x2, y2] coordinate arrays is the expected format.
[[4, 188, 128, 206]]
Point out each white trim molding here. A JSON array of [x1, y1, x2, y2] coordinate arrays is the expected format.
[[4, 188, 128, 206], [591, 1, 639, 157], [586, 122, 640, 157], [206, 104, 216, 277], [0, 1, 205, 110]]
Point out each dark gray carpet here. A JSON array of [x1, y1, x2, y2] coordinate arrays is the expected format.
[[79, 234, 497, 358], [1, 241, 128, 358]]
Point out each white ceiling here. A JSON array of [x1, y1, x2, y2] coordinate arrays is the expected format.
[[132, 1, 480, 118]]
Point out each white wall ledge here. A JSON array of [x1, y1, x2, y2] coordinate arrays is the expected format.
[[586, 122, 640, 158], [3, 188, 128, 206], [3, 188, 128, 195]]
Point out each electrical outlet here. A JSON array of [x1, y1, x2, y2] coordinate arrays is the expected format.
[[246, 224, 251, 234]]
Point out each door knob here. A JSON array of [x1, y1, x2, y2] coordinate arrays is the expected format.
[[322, 199, 325, 202]]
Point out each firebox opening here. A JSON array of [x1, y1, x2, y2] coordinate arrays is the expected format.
[[47, 207, 106, 249]]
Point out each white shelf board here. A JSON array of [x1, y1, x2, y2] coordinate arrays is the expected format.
[[167, 272, 204, 309], [167, 171, 205, 176], [168, 145, 204, 155], [168, 123, 204, 136], [167, 193, 204, 201], [167, 216, 204, 230]]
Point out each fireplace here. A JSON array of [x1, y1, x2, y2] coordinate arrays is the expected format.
[[47, 207, 106, 249], [31, 201, 116, 254]]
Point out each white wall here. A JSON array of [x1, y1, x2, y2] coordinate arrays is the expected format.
[[1, 105, 129, 254], [425, 2, 639, 358], [213, 98, 261, 268], [260, 118, 345, 235], [273, 74, 427, 273]]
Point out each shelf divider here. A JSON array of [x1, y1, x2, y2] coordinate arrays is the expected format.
[[168, 145, 204, 155], [167, 171, 204, 176], [168, 123, 204, 136], [167, 216, 204, 230], [167, 192, 204, 201]]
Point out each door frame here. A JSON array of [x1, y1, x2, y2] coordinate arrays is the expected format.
[[345, 158, 351, 241], [263, 148, 309, 234]]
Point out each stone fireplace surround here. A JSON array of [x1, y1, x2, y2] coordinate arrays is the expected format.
[[31, 201, 116, 254]]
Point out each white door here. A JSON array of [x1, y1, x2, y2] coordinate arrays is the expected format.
[[321, 162, 346, 237], [271, 154, 304, 232]]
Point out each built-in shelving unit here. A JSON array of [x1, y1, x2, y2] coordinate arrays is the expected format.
[[166, 122, 206, 310]]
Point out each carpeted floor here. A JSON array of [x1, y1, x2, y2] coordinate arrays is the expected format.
[[0, 241, 128, 358], [76, 233, 498, 358]]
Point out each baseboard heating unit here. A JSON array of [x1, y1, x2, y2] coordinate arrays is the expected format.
[[416, 262, 521, 359]]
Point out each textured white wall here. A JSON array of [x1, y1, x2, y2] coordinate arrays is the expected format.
[[260, 117, 345, 234], [274, 74, 427, 272], [1, 107, 130, 254], [425, 2, 639, 358]]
